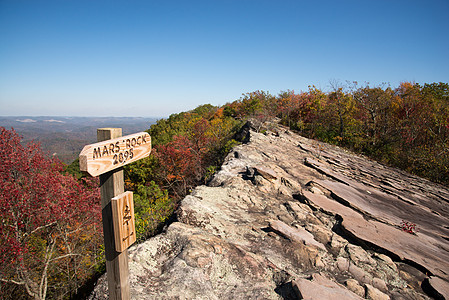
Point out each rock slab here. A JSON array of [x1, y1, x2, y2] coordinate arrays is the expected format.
[[89, 121, 449, 299]]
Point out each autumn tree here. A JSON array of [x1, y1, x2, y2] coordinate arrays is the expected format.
[[392, 82, 449, 183], [228, 91, 276, 126], [156, 118, 218, 197], [350, 83, 393, 147], [422, 82, 449, 145], [0, 128, 102, 300], [286, 86, 327, 137], [277, 90, 299, 127], [323, 81, 358, 142], [422, 82, 449, 183]]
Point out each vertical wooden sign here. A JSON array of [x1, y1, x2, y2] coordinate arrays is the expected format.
[[111, 191, 136, 252], [80, 128, 151, 300]]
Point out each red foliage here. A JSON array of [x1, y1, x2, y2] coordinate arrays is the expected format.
[[155, 118, 218, 196], [400, 220, 419, 235], [0, 127, 101, 299], [156, 134, 196, 183]]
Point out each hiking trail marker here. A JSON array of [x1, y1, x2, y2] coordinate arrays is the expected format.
[[79, 131, 151, 177], [112, 191, 136, 252], [79, 128, 151, 300]]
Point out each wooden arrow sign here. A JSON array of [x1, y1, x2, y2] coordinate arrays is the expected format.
[[79, 131, 151, 177]]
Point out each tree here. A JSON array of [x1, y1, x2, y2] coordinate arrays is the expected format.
[[348, 82, 396, 151], [0, 127, 102, 300], [277, 90, 299, 127], [394, 82, 427, 145], [422, 82, 449, 144], [133, 181, 175, 241], [287, 86, 326, 137], [395, 82, 449, 184], [156, 134, 196, 197]]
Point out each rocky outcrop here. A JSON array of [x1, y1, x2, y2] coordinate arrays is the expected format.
[[89, 120, 449, 299]]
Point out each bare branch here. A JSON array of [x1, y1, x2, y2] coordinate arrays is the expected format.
[[49, 253, 82, 263], [29, 221, 57, 235], [0, 277, 25, 286]]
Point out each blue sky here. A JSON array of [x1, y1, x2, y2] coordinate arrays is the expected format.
[[1, 0, 448, 117]]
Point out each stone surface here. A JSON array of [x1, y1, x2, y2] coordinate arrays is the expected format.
[[303, 189, 449, 283], [269, 219, 326, 251], [293, 273, 363, 300], [89, 120, 448, 299], [305, 223, 332, 245], [346, 279, 366, 298], [365, 283, 391, 300], [349, 262, 373, 285], [373, 253, 398, 273], [337, 256, 350, 272], [346, 244, 376, 266], [372, 277, 388, 293], [424, 276, 449, 299]]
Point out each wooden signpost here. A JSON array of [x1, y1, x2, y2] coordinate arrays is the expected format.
[[79, 128, 151, 300]]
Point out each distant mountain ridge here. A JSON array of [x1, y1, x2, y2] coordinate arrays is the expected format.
[[0, 116, 158, 164]]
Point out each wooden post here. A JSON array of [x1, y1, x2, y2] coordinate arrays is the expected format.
[[79, 128, 151, 299], [98, 128, 129, 300]]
